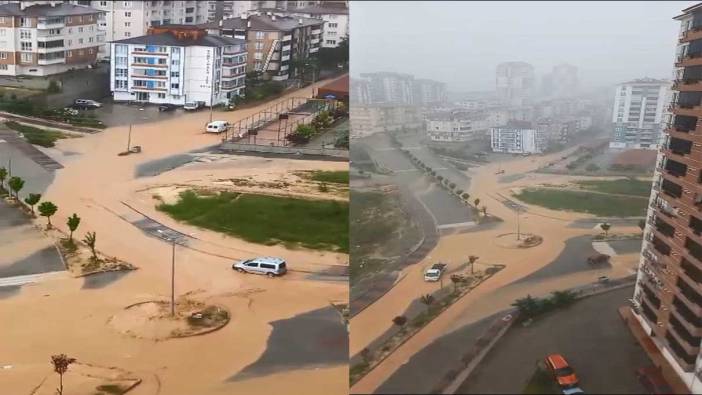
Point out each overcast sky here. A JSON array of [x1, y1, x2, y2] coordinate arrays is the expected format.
[[351, 1, 695, 92]]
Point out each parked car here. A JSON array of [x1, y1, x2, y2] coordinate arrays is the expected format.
[[232, 257, 287, 277], [158, 103, 177, 112], [73, 99, 102, 109], [184, 101, 202, 111], [424, 263, 447, 282], [562, 387, 585, 395], [587, 253, 610, 265], [206, 120, 230, 134], [545, 354, 579, 388], [636, 367, 673, 394]]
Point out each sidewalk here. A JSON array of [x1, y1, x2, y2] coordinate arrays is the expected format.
[[619, 306, 691, 395]]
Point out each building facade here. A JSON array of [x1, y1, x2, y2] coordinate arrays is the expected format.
[[490, 124, 545, 154], [425, 109, 494, 142], [541, 63, 578, 99], [110, 25, 246, 105], [354, 72, 446, 106], [631, 4, 702, 393], [282, 4, 347, 48], [350, 104, 424, 139], [496, 61, 535, 107], [610, 78, 671, 150], [202, 11, 322, 81], [0, 1, 102, 76]]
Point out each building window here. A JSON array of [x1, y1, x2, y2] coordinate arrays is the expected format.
[[88, 48, 94, 54], [157, 93, 166, 98], [20, 18, 32, 27], [19, 29, 31, 39], [255, 31, 264, 39], [0, 52, 5, 59], [171, 59, 179, 66], [20, 42, 32, 51], [115, 80, 127, 90], [115, 68, 128, 77], [255, 42, 263, 50], [20, 52, 32, 63], [125, 12, 131, 17], [78, 50, 84, 56], [328, 23, 338, 28], [67, 51, 72, 58], [123, 1, 132, 6], [0, 64, 7, 70], [0, 17, 5, 24], [125, 32, 131, 37], [170, 71, 179, 77], [78, 38, 84, 44], [125, 22, 131, 27], [254, 52, 262, 60], [78, 27, 84, 33], [326, 40, 336, 45], [89, 37, 93, 43], [170, 83, 179, 89], [100, 1, 107, 6]]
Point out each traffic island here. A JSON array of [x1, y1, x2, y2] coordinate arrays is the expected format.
[[349, 265, 505, 386], [495, 233, 543, 249], [108, 298, 230, 341]]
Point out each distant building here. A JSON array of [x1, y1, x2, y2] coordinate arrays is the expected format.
[[278, 4, 348, 48], [202, 11, 323, 80], [541, 63, 578, 98], [425, 109, 495, 142], [351, 104, 424, 138], [354, 71, 446, 106], [0, 1, 102, 77], [413, 78, 447, 107], [496, 61, 535, 107], [110, 25, 246, 105], [610, 78, 671, 150], [490, 122, 545, 154]]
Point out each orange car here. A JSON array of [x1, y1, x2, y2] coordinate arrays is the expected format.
[[545, 354, 579, 388]]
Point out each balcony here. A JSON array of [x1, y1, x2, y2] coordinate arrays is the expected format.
[[131, 50, 168, 56], [641, 297, 659, 326], [663, 158, 688, 178], [668, 136, 694, 156], [661, 177, 683, 199], [310, 47, 319, 53], [674, 79, 702, 92], [38, 57, 65, 65], [665, 332, 697, 371], [655, 216, 676, 238], [281, 54, 290, 61], [311, 38, 320, 44], [671, 114, 699, 133], [674, 295, 702, 328], [282, 44, 291, 51], [680, 27, 702, 43], [311, 28, 322, 35], [652, 235, 673, 256], [131, 74, 167, 80], [131, 62, 168, 68], [37, 20, 65, 30], [676, 52, 702, 68], [282, 34, 292, 41]]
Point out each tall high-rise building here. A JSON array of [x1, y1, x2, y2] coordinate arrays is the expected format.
[[541, 63, 578, 98], [496, 61, 535, 107], [610, 78, 671, 150], [631, 3, 702, 393], [355, 72, 445, 106]]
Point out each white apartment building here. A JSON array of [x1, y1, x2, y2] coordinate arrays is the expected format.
[[351, 104, 424, 139], [110, 26, 246, 105], [0, 1, 103, 76], [284, 5, 347, 47], [490, 125, 545, 154], [426, 110, 493, 142], [610, 78, 671, 150], [496, 61, 536, 107]]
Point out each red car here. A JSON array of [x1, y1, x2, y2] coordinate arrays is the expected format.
[[545, 354, 580, 388]]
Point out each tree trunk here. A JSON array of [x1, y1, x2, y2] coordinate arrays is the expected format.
[[58, 373, 63, 395]]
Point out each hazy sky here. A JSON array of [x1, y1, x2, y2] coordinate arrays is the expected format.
[[351, 1, 694, 92]]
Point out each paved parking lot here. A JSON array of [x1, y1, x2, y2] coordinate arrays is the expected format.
[[457, 286, 649, 394]]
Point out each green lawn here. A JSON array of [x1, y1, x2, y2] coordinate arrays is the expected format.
[[158, 190, 348, 252], [5, 121, 69, 147], [308, 170, 349, 185], [575, 178, 653, 197], [515, 188, 648, 217]]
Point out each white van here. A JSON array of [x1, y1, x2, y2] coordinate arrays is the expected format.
[[232, 257, 288, 277], [206, 120, 230, 134]]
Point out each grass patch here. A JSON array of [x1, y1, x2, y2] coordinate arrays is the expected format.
[[523, 367, 559, 394], [95, 384, 129, 394], [157, 190, 348, 252], [5, 120, 69, 147], [309, 170, 349, 185], [575, 178, 653, 197], [515, 188, 647, 217]]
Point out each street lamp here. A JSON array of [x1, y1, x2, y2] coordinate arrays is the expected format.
[[157, 230, 178, 317], [516, 206, 522, 241]]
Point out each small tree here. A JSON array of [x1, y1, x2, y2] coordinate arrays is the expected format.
[[392, 315, 407, 328], [550, 290, 577, 308], [38, 201, 57, 228], [51, 354, 76, 395], [468, 255, 479, 274], [600, 222, 611, 237], [420, 294, 435, 313], [24, 193, 41, 214], [512, 295, 541, 320], [481, 206, 488, 217], [8, 176, 24, 200], [437, 175, 444, 183], [456, 189, 463, 196], [83, 231, 97, 261], [450, 274, 464, 293], [449, 182, 456, 190], [461, 192, 470, 201], [360, 347, 371, 363], [0, 167, 6, 192], [638, 219, 646, 234], [67, 213, 81, 242], [473, 198, 480, 207]]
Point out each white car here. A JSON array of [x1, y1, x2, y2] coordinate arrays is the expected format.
[[184, 101, 201, 111], [424, 263, 447, 282], [74, 99, 102, 108], [206, 120, 230, 134]]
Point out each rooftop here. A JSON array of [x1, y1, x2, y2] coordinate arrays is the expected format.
[[113, 31, 245, 48], [621, 78, 671, 86], [0, 3, 100, 17], [201, 13, 323, 32], [675, 2, 702, 20], [258, 6, 349, 15]]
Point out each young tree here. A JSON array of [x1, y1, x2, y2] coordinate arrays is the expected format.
[[360, 347, 371, 363], [473, 198, 480, 207], [449, 182, 456, 190], [512, 295, 541, 320], [392, 315, 407, 328], [67, 213, 81, 242], [8, 176, 24, 200], [600, 222, 611, 237], [420, 294, 435, 313], [0, 167, 6, 192], [456, 189, 464, 196], [550, 290, 577, 308], [468, 255, 479, 274], [83, 231, 97, 260], [450, 274, 464, 293], [461, 192, 470, 201], [24, 193, 41, 215], [51, 354, 76, 395], [481, 206, 488, 217], [38, 201, 57, 228]]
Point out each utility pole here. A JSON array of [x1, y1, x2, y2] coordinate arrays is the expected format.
[[516, 206, 521, 241], [170, 238, 175, 317], [126, 124, 132, 152]]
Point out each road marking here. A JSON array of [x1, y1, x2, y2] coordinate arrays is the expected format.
[[437, 221, 477, 230], [374, 147, 398, 152], [0, 271, 66, 288]]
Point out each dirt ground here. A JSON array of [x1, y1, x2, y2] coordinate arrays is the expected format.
[[0, 81, 349, 395]]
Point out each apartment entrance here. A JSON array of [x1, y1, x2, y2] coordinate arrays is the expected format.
[[135, 92, 149, 102]]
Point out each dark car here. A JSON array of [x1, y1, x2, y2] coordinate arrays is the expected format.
[[636, 367, 673, 394], [158, 104, 177, 112]]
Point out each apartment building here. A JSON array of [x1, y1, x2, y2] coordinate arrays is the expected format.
[[631, 4, 702, 393], [0, 1, 102, 76], [541, 63, 578, 99], [425, 110, 494, 142], [490, 122, 545, 154], [110, 25, 246, 105], [281, 4, 348, 48], [414, 78, 447, 107], [350, 104, 424, 139], [354, 72, 446, 107], [610, 78, 671, 150], [496, 61, 536, 107], [202, 11, 322, 81]]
